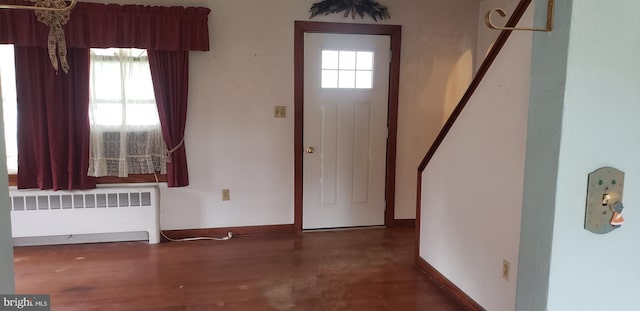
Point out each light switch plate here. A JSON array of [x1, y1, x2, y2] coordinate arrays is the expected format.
[[585, 167, 624, 234], [274, 106, 286, 118]]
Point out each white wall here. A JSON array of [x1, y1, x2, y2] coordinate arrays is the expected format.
[[514, 1, 571, 309], [392, 0, 478, 220], [0, 80, 15, 293], [83, 0, 479, 228], [0, 189, 12, 294], [517, 1, 640, 310], [419, 1, 533, 310]]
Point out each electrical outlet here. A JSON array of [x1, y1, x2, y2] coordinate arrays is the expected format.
[[502, 260, 511, 281], [222, 189, 230, 201], [274, 106, 286, 118]]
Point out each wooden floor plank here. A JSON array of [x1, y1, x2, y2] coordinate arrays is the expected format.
[[13, 228, 463, 311]]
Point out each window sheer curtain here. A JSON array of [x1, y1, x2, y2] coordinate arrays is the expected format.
[[87, 49, 166, 177]]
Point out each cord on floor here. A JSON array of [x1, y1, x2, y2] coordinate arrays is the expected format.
[[154, 172, 233, 243], [160, 231, 233, 242]]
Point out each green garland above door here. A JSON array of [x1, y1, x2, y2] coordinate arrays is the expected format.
[[309, 0, 390, 21]]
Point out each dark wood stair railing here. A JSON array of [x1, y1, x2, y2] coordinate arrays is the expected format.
[[415, 0, 533, 310]]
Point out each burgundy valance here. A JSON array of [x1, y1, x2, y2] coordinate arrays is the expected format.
[[0, 0, 210, 51]]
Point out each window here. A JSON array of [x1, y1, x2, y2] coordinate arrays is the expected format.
[[0, 45, 17, 174], [89, 49, 159, 126], [88, 48, 166, 177], [0, 46, 166, 180], [321, 50, 374, 89]]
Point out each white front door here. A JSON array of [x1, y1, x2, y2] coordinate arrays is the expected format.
[[303, 33, 390, 229]]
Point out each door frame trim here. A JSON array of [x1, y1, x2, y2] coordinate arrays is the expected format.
[[294, 21, 402, 231]]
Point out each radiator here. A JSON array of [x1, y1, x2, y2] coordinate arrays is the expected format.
[[9, 186, 160, 244]]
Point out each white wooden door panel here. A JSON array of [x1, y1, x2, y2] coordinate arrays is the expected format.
[[303, 33, 390, 229]]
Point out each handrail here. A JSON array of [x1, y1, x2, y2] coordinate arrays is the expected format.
[[417, 0, 533, 173]]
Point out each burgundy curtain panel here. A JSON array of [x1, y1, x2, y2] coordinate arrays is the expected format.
[[2, 0, 210, 189], [148, 51, 190, 187], [15, 47, 95, 190]]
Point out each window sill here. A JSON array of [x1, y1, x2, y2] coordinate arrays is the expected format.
[[7, 173, 166, 187]]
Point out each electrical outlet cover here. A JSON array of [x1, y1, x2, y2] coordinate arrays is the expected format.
[[502, 260, 510, 281]]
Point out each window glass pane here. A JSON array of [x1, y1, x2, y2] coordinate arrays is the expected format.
[[322, 50, 339, 70], [92, 48, 147, 57], [94, 104, 123, 126], [130, 49, 148, 58], [355, 71, 373, 89], [322, 70, 338, 88], [320, 50, 376, 89], [0, 44, 17, 174], [92, 48, 121, 56], [92, 60, 122, 100], [338, 70, 356, 88], [126, 104, 160, 126], [90, 48, 158, 127], [125, 61, 155, 101], [339, 51, 356, 70], [356, 51, 374, 70]]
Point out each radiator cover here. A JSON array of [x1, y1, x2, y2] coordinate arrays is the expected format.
[[9, 186, 160, 244]]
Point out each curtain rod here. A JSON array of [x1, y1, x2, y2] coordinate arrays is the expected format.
[[0, 0, 76, 12]]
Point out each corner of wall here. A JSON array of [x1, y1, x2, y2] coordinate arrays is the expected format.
[[0, 87, 15, 294]]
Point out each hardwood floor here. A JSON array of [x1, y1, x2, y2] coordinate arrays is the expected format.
[[13, 228, 463, 311]]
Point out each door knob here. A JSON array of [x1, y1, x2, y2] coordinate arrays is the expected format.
[[306, 147, 315, 154]]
